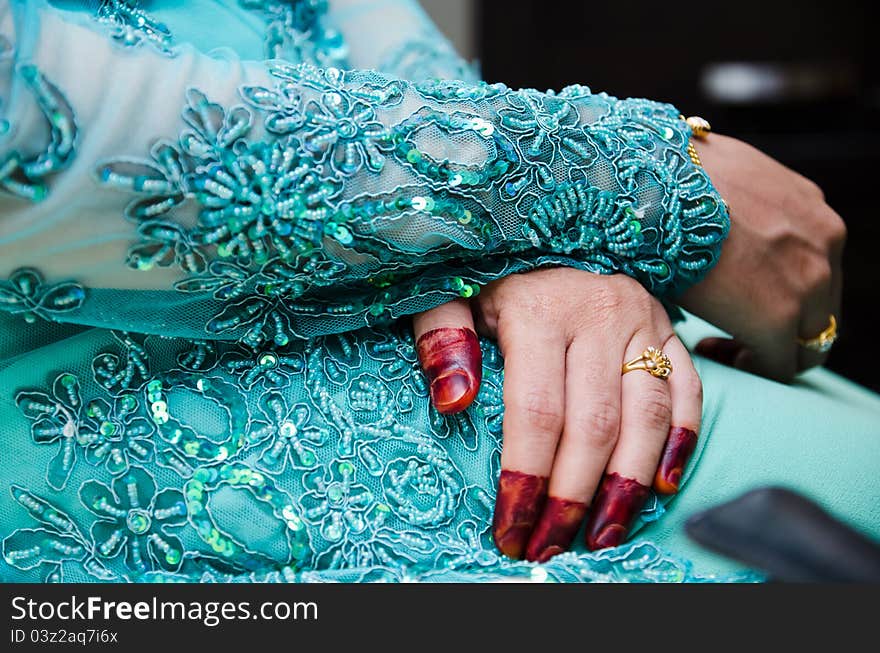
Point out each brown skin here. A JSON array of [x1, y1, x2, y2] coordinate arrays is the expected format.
[[584, 472, 651, 551], [654, 426, 698, 495], [492, 470, 548, 559], [524, 497, 588, 563], [415, 327, 481, 414], [681, 134, 846, 381]]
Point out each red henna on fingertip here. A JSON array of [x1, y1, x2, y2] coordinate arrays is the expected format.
[[416, 327, 481, 414], [584, 473, 650, 551], [524, 497, 588, 563], [492, 470, 548, 559], [654, 427, 698, 495]]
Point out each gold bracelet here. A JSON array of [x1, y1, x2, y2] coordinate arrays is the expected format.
[[680, 115, 711, 168], [679, 115, 729, 213]]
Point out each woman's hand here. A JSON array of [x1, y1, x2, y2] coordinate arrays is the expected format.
[[412, 268, 702, 560], [679, 134, 847, 381]]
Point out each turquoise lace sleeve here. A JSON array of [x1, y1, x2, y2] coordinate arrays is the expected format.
[[0, 0, 728, 348]]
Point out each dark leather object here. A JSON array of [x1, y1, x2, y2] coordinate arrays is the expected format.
[[685, 487, 880, 582]]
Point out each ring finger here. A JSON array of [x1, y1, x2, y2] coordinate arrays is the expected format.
[[584, 329, 672, 550]]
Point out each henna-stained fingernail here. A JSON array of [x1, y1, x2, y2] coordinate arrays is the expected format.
[[416, 327, 481, 414], [524, 497, 588, 563], [492, 470, 548, 559], [584, 473, 650, 551], [654, 427, 698, 495]]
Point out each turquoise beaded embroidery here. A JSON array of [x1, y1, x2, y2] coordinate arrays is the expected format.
[[91, 61, 727, 350], [239, 0, 347, 67], [94, 0, 176, 56], [0, 66, 77, 202], [0, 268, 86, 324], [4, 326, 740, 582]]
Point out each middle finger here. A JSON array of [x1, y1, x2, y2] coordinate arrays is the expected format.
[[491, 319, 567, 559], [524, 334, 625, 562]]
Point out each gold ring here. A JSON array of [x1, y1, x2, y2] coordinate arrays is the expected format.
[[797, 315, 838, 353], [621, 347, 673, 379]]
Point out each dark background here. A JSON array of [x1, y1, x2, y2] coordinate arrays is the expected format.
[[476, 0, 880, 391]]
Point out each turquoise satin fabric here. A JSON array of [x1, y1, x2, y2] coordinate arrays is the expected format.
[[0, 0, 877, 583]]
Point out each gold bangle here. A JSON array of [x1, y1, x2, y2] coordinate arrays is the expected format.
[[679, 115, 729, 213]]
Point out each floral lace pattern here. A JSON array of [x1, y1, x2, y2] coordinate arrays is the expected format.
[[87, 62, 728, 347], [0, 65, 77, 202], [239, 0, 348, 67], [0, 268, 86, 324], [3, 325, 760, 584]]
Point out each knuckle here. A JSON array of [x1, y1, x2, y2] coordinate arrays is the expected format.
[[513, 293, 558, 324], [822, 211, 847, 250], [589, 285, 625, 316], [520, 390, 565, 436], [569, 399, 621, 450], [587, 276, 651, 324], [638, 385, 672, 429]]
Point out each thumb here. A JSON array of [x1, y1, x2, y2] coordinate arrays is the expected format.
[[412, 299, 482, 415]]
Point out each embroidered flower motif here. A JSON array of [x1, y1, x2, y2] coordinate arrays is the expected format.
[[301, 462, 374, 543], [81, 395, 155, 475], [498, 90, 596, 204], [91, 333, 150, 396], [315, 332, 363, 386], [221, 345, 305, 390], [96, 139, 188, 220], [1, 66, 77, 203], [499, 90, 581, 158], [302, 90, 391, 174], [180, 89, 253, 160], [255, 394, 328, 473], [189, 138, 341, 264], [80, 467, 187, 573], [414, 78, 509, 103], [175, 340, 219, 372], [241, 81, 306, 135], [0, 268, 84, 323], [367, 331, 427, 412], [16, 373, 84, 491], [2, 486, 118, 581], [381, 451, 464, 528]]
